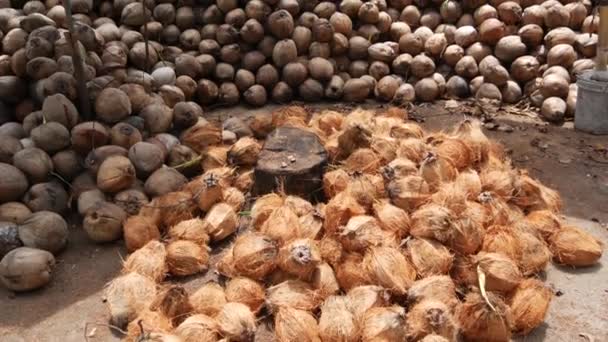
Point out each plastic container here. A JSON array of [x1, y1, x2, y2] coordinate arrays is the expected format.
[[575, 71, 608, 135]]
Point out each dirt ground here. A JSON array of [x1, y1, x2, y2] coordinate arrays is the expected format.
[[1, 101, 607, 342]]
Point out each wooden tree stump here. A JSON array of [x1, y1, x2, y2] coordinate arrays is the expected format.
[[254, 127, 327, 200]]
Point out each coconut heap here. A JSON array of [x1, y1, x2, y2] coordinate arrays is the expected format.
[[98, 106, 602, 342], [0, 0, 599, 125]]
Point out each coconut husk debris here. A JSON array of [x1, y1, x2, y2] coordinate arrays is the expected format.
[[101, 105, 603, 342]]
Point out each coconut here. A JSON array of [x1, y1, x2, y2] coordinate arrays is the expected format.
[[144, 167, 188, 198], [166, 240, 208, 277], [123, 215, 161, 253], [318, 295, 358, 342], [517, 230, 552, 275], [12, 147, 53, 184], [0, 203, 31, 225], [260, 204, 302, 244], [227, 137, 261, 166], [410, 203, 457, 244], [494, 36, 526, 63], [406, 300, 458, 341], [223, 277, 265, 314], [407, 275, 459, 310], [549, 226, 602, 267], [363, 246, 416, 295], [275, 307, 321, 342], [167, 218, 209, 246], [266, 279, 321, 312], [17, 211, 67, 254], [122, 241, 167, 283], [335, 252, 371, 291], [113, 189, 148, 216], [406, 238, 454, 278], [105, 272, 157, 328], [360, 306, 407, 341], [322, 170, 348, 197], [476, 252, 522, 292], [149, 285, 193, 327], [216, 302, 257, 341], [277, 238, 322, 281], [382, 158, 417, 181], [0, 247, 54, 292], [83, 202, 127, 243], [511, 173, 562, 213], [124, 309, 173, 342], [509, 278, 552, 335], [174, 314, 219, 342], [372, 200, 410, 238], [411, 54, 435, 78], [457, 291, 512, 342], [203, 202, 238, 242], [96, 155, 135, 193], [481, 225, 523, 263], [343, 148, 382, 174], [231, 233, 278, 280], [189, 282, 227, 317], [523, 210, 561, 242], [387, 175, 431, 212], [396, 137, 426, 160], [0, 163, 29, 203]]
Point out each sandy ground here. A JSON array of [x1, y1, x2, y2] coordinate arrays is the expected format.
[[0, 102, 607, 342]]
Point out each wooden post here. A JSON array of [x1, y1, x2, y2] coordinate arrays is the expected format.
[[597, 5, 608, 71], [64, 0, 92, 120]]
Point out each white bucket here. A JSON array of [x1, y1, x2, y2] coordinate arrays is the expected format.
[[575, 71, 608, 135]]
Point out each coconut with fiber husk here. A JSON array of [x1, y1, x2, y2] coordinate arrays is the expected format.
[[284, 195, 314, 217], [549, 226, 603, 267], [83, 202, 127, 243], [340, 215, 397, 253], [509, 278, 552, 335], [476, 252, 522, 292], [363, 246, 416, 295], [18, 211, 67, 254], [149, 285, 193, 326], [225, 277, 265, 314], [0, 247, 54, 292], [174, 314, 219, 342], [382, 158, 417, 181], [407, 275, 459, 310], [312, 262, 340, 299], [318, 295, 358, 342], [167, 218, 209, 245], [122, 240, 167, 283], [113, 189, 149, 216], [360, 306, 407, 341], [346, 173, 384, 209], [372, 200, 410, 239], [203, 202, 238, 242], [457, 290, 513, 342], [227, 137, 261, 166], [278, 238, 322, 280], [452, 119, 490, 164], [222, 186, 245, 212], [406, 300, 458, 341], [124, 309, 173, 342], [260, 204, 302, 245], [275, 307, 321, 342], [231, 233, 278, 280], [144, 167, 187, 198], [201, 146, 228, 172], [155, 191, 197, 229], [431, 137, 473, 171], [522, 210, 561, 242], [180, 119, 222, 154], [481, 225, 523, 263], [406, 238, 454, 278], [123, 215, 161, 253], [517, 229, 552, 275], [419, 152, 458, 191], [387, 175, 431, 212], [166, 239, 208, 277], [266, 279, 321, 312], [190, 282, 227, 317], [105, 272, 157, 328], [343, 148, 382, 174], [410, 203, 457, 245], [183, 174, 224, 214], [216, 302, 257, 341], [335, 251, 373, 291], [511, 172, 562, 213], [318, 236, 343, 268]]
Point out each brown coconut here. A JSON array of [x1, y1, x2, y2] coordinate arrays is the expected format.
[[363, 246, 416, 295], [340, 215, 397, 253], [406, 300, 458, 341], [155, 191, 197, 229], [166, 240, 208, 277], [360, 306, 407, 341], [203, 203, 238, 242], [549, 226, 603, 267], [231, 233, 278, 280], [457, 291, 512, 342], [312, 262, 340, 299], [523, 210, 561, 242], [96, 156, 135, 193], [227, 137, 261, 166], [407, 275, 459, 310], [190, 282, 227, 317], [260, 204, 302, 244], [410, 204, 457, 244], [180, 119, 222, 154], [508, 278, 552, 335], [225, 277, 265, 314], [266, 279, 321, 312], [277, 238, 321, 281], [104, 272, 157, 328], [215, 302, 257, 342], [372, 200, 410, 238], [476, 252, 522, 292], [149, 285, 193, 327], [174, 314, 219, 342], [518, 230, 552, 275], [481, 225, 523, 263], [335, 252, 372, 291], [122, 240, 166, 283], [318, 236, 343, 268], [406, 238, 454, 278], [387, 175, 431, 212], [275, 307, 321, 342], [83, 202, 127, 243], [318, 295, 358, 342]]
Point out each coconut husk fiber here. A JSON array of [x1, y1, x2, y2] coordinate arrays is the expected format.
[[215, 302, 257, 342], [278, 238, 322, 280], [225, 277, 266, 314], [360, 306, 407, 341], [284, 195, 314, 217], [318, 295, 359, 342], [318, 236, 344, 268], [323, 168, 351, 199], [450, 254, 478, 287], [457, 291, 513, 342], [312, 262, 340, 300], [521, 210, 561, 242], [340, 215, 398, 253], [518, 230, 552, 276], [157, 191, 198, 228], [189, 282, 226, 317], [452, 120, 490, 164], [410, 204, 458, 244], [297, 211, 324, 240], [125, 309, 173, 342], [387, 175, 431, 212], [363, 246, 417, 295], [123, 215, 161, 253], [509, 278, 553, 335], [105, 272, 157, 329], [346, 173, 385, 209], [432, 137, 474, 171], [382, 158, 418, 181], [373, 200, 410, 239], [149, 285, 193, 326], [266, 280, 321, 313], [406, 300, 458, 342], [407, 275, 459, 311], [166, 240, 209, 277], [167, 218, 210, 245], [343, 148, 382, 174], [335, 252, 372, 291], [345, 285, 391, 324], [406, 238, 454, 278], [231, 233, 278, 280], [512, 172, 562, 213], [549, 226, 603, 267], [274, 307, 321, 342], [420, 152, 458, 192], [222, 187, 245, 212], [481, 225, 524, 263], [122, 240, 167, 283], [250, 193, 284, 229], [203, 202, 238, 242], [475, 252, 522, 293], [324, 191, 366, 234], [174, 314, 219, 342]]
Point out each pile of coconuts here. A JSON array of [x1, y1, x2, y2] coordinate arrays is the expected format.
[[102, 106, 602, 342], [0, 0, 599, 126]]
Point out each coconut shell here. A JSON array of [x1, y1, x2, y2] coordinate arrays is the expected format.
[[12, 147, 53, 184], [476, 252, 522, 292], [83, 202, 127, 243], [406, 238, 454, 278], [406, 300, 458, 341], [457, 291, 512, 342], [105, 272, 157, 328], [335, 252, 371, 291], [318, 295, 358, 342], [360, 306, 407, 341], [387, 175, 431, 212], [0, 246, 54, 292], [275, 307, 321, 342], [96, 156, 135, 193], [508, 278, 552, 335], [123, 215, 161, 253], [549, 226, 603, 267], [260, 204, 302, 245], [113, 189, 149, 216], [266, 279, 321, 312], [174, 314, 219, 342], [166, 240, 208, 277], [144, 167, 188, 198], [18, 211, 67, 254], [0, 202, 31, 224], [190, 282, 227, 317], [216, 302, 257, 341], [232, 233, 278, 280]]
